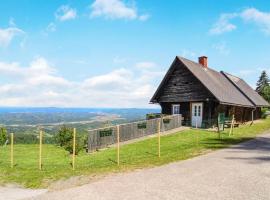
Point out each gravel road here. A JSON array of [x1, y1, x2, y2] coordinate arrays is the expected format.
[[0, 186, 46, 200], [27, 132, 270, 200]]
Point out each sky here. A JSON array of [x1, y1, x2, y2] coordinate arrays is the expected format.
[[0, 0, 270, 108]]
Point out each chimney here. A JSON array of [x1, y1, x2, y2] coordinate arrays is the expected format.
[[198, 56, 208, 68]]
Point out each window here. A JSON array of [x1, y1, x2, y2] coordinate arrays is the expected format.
[[198, 106, 201, 116], [172, 104, 180, 115], [194, 105, 197, 116]]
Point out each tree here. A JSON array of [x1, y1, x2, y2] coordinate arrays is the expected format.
[[262, 86, 270, 103], [55, 125, 83, 155], [55, 125, 73, 147], [256, 70, 270, 95], [0, 127, 7, 146]]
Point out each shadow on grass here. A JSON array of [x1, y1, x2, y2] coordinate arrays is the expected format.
[[108, 158, 117, 164], [202, 134, 270, 164], [200, 137, 255, 150]]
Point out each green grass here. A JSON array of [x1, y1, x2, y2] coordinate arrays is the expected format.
[[1, 118, 270, 188]]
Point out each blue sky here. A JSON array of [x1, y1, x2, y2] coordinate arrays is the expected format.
[[0, 0, 270, 107]]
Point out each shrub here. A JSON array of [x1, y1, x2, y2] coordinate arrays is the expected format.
[[55, 125, 83, 155], [163, 118, 171, 124], [137, 122, 147, 129], [146, 113, 162, 120], [261, 108, 269, 119], [0, 127, 7, 146], [55, 126, 73, 147], [99, 129, 113, 137]]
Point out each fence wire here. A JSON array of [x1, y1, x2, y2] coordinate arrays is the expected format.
[[0, 114, 182, 170]]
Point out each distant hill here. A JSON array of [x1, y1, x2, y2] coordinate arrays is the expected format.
[[0, 107, 160, 139]]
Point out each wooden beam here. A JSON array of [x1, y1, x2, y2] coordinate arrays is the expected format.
[[39, 130, 43, 170], [72, 128, 76, 170], [117, 125, 120, 166], [158, 119, 161, 158], [10, 133, 14, 168]]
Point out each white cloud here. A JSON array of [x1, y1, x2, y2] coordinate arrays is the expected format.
[[0, 27, 24, 47], [46, 22, 56, 32], [0, 58, 163, 107], [240, 8, 270, 35], [135, 62, 156, 70], [55, 5, 77, 21], [90, 0, 149, 21], [238, 69, 257, 76], [113, 56, 126, 64], [9, 18, 16, 27], [0, 57, 70, 87], [210, 13, 237, 35], [212, 41, 230, 55], [138, 14, 150, 21], [180, 49, 197, 59], [83, 68, 132, 91], [210, 8, 270, 35]]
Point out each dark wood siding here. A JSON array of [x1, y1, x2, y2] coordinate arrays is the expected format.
[[157, 60, 216, 103], [160, 102, 191, 121], [161, 101, 218, 122]]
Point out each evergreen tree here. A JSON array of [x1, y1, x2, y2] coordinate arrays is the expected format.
[[256, 70, 270, 95]]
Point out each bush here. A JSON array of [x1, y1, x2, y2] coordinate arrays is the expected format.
[[0, 127, 7, 146], [163, 118, 171, 124], [55, 125, 83, 155], [261, 108, 269, 119], [146, 113, 162, 120], [99, 129, 113, 137], [137, 122, 147, 129]]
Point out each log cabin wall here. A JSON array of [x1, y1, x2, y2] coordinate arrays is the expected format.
[[160, 100, 218, 124], [215, 105, 261, 122], [157, 59, 216, 103], [160, 102, 191, 120]]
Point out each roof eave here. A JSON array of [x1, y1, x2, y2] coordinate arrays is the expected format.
[[219, 101, 254, 108]]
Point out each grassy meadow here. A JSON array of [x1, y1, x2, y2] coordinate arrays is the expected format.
[[1, 118, 270, 188]]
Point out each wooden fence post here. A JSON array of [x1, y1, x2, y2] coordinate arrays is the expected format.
[[10, 133, 14, 168], [158, 119, 161, 158], [39, 130, 43, 170], [229, 115, 234, 136], [117, 125, 120, 166], [72, 128, 76, 170]]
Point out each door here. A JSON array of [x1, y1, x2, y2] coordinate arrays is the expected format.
[[172, 104, 180, 115], [192, 103, 203, 127]]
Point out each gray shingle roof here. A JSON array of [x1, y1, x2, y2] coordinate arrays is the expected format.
[[177, 56, 254, 107], [222, 72, 269, 107]]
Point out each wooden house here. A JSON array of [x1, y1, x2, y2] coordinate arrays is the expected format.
[[150, 56, 269, 127]]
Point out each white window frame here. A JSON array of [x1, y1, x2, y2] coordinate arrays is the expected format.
[[172, 104, 180, 115]]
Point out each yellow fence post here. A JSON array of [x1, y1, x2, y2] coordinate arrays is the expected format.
[[158, 119, 161, 158], [39, 130, 43, 170], [196, 130, 199, 147], [10, 133, 14, 168], [72, 128, 76, 170], [229, 115, 234, 136], [117, 125, 120, 166]]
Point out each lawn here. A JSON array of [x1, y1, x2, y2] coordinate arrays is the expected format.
[[1, 118, 270, 188]]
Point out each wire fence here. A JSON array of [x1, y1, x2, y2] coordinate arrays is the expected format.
[[0, 114, 182, 171], [88, 114, 182, 152]]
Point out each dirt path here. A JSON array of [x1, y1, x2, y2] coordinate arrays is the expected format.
[[26, 132, 270, 200]]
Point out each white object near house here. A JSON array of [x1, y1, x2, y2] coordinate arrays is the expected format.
[[172, 104, 180, 115], [191, 103, 203, 128]]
